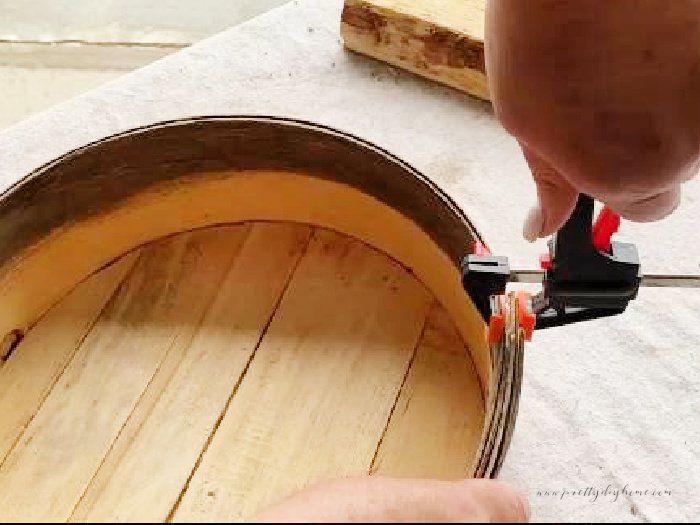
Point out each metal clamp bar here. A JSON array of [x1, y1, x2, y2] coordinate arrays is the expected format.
[[510, 271, 700, 289]]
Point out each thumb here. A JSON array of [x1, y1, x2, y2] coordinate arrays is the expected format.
[[520, 144, 579, 242], [255, 476, 530, 522]]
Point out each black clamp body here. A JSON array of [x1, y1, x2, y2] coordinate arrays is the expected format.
[[462, 195, 642, 330], [534, 195, 642, 328], [461, 254, 509, 321]]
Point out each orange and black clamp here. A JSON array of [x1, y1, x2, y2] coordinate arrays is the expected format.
[[461, 194, 642, 338]]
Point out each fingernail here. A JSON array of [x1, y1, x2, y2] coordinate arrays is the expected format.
[[523, 204, 544, 243]]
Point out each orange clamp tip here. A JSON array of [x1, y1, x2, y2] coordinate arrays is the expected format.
[[486, 295, 507, 346], [487, 314, 505, 346], [516, 291, 536, 342]]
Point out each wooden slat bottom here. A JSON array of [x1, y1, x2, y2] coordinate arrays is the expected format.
[[0, 222, 484, 522]]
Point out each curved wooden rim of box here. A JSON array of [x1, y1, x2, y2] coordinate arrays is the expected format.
[[0, 116, 522, 477]]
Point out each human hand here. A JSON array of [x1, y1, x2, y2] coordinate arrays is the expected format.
[[254, 475, 529, 523], [485, 0, 700, 241]]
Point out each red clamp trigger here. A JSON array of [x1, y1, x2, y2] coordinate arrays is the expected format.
[[592, 206, 621, 253], [473, 240, 491, 257]]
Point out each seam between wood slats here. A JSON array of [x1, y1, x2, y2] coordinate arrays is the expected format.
[[0, 250, 143, 471], [164, 227, 314, 522], [0, 331, 22, 369], [67, 226, 255, 521], [367, 301, 433, 474], [67, 325, 207, 519]]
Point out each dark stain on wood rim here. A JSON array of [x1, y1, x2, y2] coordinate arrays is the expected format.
[[0, 117, 484, 272]]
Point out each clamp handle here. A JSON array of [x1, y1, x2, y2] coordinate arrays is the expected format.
[[534, 195, 642, 328], [461, 195, 643, 334]]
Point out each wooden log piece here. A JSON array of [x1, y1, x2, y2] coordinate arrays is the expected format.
[[341, 0, 489, 100]]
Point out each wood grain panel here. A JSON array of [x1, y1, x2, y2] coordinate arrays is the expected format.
[[72, 223, 311, 522], [371, 302, 485, 479], [0, 252, 139, 466], [0, 227, 247, 522], [173, 229, 434, 521]]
